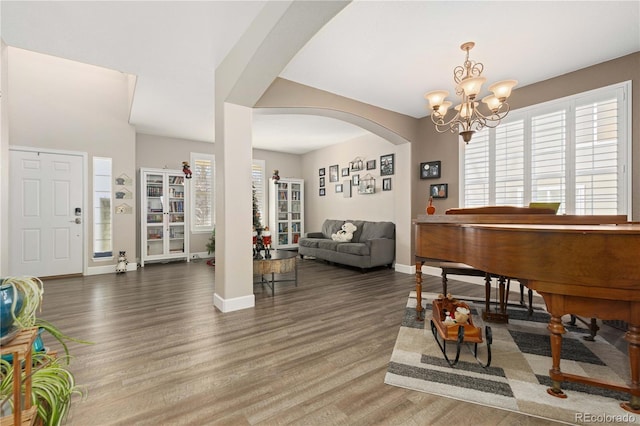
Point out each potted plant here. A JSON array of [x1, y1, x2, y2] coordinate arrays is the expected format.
[[0, 353, 81, 425], [0, 276, 87, 425], [206, 227, 215, 266]]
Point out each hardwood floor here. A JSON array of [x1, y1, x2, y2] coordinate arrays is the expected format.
[[38, 258, 610, 425]]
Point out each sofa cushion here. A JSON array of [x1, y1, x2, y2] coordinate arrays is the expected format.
[[359, 221, 395, 241], [318, 240, 343, 251], [299, 238, 320, 248], [336, 242, 370, 256], [321, 219, 344, 239], [345, 220, 366, 243]]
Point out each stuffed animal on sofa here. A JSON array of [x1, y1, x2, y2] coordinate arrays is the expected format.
[[331, 222, 357, 242]]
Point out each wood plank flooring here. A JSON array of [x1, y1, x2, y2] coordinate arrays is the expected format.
[[37, 258, 611, 425]]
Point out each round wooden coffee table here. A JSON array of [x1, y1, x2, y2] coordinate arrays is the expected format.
[[253, 250, 298, 296]]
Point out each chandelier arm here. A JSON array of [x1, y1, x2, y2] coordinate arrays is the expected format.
[[474, 103, 511, 123], [431, 111, 463, 133]]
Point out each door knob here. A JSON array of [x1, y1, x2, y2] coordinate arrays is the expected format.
[[69, 218, 81, 224]]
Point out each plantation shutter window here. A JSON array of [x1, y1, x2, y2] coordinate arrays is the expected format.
[[495, 120, 525, 206], [461, 82, 629, 216], [530, 110, 566, 213], [252, 160, 266, 227], [462, 130, 490, 207], [574, 97, 619, 215], [191, 153, 214, 232]]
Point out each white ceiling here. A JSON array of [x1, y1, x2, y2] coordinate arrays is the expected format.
[[2, 1, 639, 154]]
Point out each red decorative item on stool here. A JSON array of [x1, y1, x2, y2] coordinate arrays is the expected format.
[[426, 196, 436, 215]]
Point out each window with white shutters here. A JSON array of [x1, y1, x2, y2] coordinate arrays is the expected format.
[[252, 160, 266, 227], [461, 81, 629, 216], [462, 130, 490, 207], [574, 96, 619, 215], [191, 153, 214, 232], [495, 120, 525, 206], [530, 110, 566, 213]]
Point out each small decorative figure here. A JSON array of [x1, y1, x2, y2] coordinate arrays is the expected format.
[[263, 227, 272, 259], [116, 251, 128, 273], [182, 161, 192, 179], [272, 169, 280, 184]]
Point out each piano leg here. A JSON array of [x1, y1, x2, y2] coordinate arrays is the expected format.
[[541, 292, 640, 412], [546, 314, 568, 398], [621, 323, 640, 413], [482, 274, 509, 323], [415, 260, 424, 321]]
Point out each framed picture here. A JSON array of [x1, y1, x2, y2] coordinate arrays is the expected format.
[[380, 154, 394, 176], [430, 183, 448, 199], [420, 160, 441, 179], [382, 177, 392, 191], [366, 159, 376, 170], [329, 164, 339, 182], [319, 188, 326, 196], [335, 184, 343, 193], [343, 180, 352, 198], [319, 177, 325, 187], [319, 167, 325, 177], [352, 174, 360, 186], [341, 167, 350, 177]]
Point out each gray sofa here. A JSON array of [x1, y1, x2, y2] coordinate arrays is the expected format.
[[298, 219, 395, 269]]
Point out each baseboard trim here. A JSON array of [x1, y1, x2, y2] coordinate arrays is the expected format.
[[87, 263, 137, 276], [213, 293, 255, 313], [394, 263, 414, 275], [189, 251, 211, 261]]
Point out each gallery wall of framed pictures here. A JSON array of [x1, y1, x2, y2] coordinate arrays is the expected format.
[[316, 152, 395, 198], [420, 159, 447, 200]]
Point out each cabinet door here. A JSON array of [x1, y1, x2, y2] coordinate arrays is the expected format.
[[167, 173, 186, 254], [142, 170, 188, 263], [290, 182, 302, 245], [276, 182, 289, 246], [145, 173, 165, 257]]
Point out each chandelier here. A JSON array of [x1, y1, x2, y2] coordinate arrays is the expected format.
[[424, 42, 517, 143]]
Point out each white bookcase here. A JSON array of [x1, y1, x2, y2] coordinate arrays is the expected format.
[[269, 178, 304, 249], [140, 168, 189, 266]]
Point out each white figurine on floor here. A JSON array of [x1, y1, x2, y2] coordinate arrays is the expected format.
[[116, 251, 128, 273]]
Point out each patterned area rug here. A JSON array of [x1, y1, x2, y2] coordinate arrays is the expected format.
[[384, 292, 639, 425]]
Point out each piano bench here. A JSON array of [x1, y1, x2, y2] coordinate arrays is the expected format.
[[441, 263, 534, 318], [440, 263, 491, 295]]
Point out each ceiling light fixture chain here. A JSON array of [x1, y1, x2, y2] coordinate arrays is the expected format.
[[425, 41, 517, 143]]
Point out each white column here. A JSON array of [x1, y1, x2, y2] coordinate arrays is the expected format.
[[213, 103, 255, 312]]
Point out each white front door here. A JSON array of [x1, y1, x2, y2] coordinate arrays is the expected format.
[[9, 149, 84, 277]]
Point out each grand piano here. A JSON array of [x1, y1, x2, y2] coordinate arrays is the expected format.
[[414, 213, 640, 413]]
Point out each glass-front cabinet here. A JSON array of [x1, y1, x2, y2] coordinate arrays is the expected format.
[[140, 168, 189, 266], [269, 178, 304, 249]]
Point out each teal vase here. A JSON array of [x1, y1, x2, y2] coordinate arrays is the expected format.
[[0, 282, 24, 337]]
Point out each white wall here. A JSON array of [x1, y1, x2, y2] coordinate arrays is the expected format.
[[301, 133, 397, 232], [0, 41, 9, 275], [6, 47, 136, 273]]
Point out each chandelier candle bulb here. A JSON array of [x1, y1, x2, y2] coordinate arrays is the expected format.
[[482, 94, 501, 112], [424, 90, 449, 110], [457, 76, 486, 98], [489, 80, 518, 101]]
